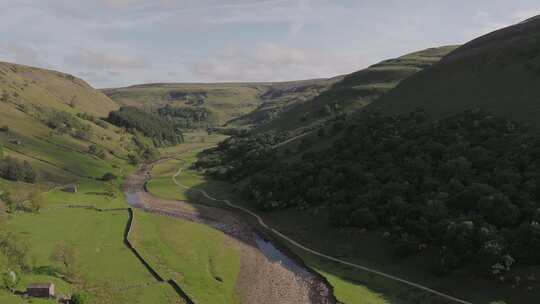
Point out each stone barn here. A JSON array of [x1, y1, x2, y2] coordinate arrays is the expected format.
[[62, 184, 78, 193], [27, 283, 55, 298]]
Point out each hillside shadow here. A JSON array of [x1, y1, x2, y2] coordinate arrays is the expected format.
[[181, 161, 522, 304]]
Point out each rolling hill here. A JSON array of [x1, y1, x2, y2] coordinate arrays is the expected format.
[[368, 16, 540, 127], [195, 16, 540, 304], [252, 45, 458, 134], [102, 79, 340, 129], [0, 62, 133, 183]]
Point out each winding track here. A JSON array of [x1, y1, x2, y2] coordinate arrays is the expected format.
[[171, 160, 473, 304]]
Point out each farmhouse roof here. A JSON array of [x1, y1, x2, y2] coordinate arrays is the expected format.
[[28, 283, 53, 288]]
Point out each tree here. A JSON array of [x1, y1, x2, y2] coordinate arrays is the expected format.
[[50, 242, 80, 282], [128, 153, 141, 165], [101, 172, 117, 181], [88, 145, 106, 159], [27, 193, 43, 213], [103, 181, 117, 199], [0, 231, 30, 271], [71, 292, 89, 304], [1, 270, 19, 293], [0, 157, 36, 183]]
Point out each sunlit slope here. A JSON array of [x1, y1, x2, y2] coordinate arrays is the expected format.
[[255, 45, 457, 133], [0, 62, 132, 183], [102, 79, 338, 128], [370, 16, 540, 127], [0, 62, 118, 116]]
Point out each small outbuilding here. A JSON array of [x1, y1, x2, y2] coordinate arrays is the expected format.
[[62, 184, 78, 193], [27, 283, 55, 298]]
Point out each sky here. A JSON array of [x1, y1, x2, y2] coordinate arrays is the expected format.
[[1, 0, 539, 88]]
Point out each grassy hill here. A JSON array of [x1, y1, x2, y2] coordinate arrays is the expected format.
[[253, 45, 457, 134], [0, 62, 137, 184], [224, 78, 341, 128], [193, 17, 540, 303], [102, 79, 338, 129], [369, 16, 540, 127]]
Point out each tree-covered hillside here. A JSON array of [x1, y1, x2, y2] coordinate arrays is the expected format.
[[107, 106, 184, 147], [198, 110, 540, 278]]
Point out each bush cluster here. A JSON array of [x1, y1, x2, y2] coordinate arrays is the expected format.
[[0, 157, 36, 183]]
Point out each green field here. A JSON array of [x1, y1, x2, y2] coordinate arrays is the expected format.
[[131, 210, 241, 304], [40, 179, 128, 209], [3, 208, 178, 304]]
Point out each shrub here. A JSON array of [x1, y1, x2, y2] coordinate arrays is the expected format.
[[101, 172, 117, 181], [0, 157, 36, 183], [88, 145, 106, 159], [71, 293, 89, 304]]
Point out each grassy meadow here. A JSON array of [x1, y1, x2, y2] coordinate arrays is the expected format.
[[131, 211, 241, 304], [4, 208, 179, 304]]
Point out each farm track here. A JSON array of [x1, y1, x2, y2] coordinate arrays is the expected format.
[[171, 158, 474, 304]]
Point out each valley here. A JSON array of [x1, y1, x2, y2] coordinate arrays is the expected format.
[[3, 9, 540, 304]]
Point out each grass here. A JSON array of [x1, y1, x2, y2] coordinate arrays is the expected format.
[[102, 83, 265, 126], [371, 19, 540, 129], [318, 270, 388, 304], [131, 210, 241, 304], [0, 290, 56, 304], [145, 152, 395, 304], [0, 61, 136, 183], [255, 45, 457, 135], [40, 179, 128, 209], [4, 208, 179, 304]]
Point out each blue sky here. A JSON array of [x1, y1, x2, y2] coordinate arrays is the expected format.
[[1, 0, 539, 88]]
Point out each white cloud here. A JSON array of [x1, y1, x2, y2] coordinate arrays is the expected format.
[[0, 43, 45, 67], [188, 43, 366, 82], [65, 50, 150, 70], [511, 8, 540, 22]]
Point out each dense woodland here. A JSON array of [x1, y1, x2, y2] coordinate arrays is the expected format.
[[157, 104, 213, 129], [198, 110, 540, 276], [107, 106, 184, 147]]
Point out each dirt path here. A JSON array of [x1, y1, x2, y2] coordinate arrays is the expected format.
[[123, 161, 336, 304]]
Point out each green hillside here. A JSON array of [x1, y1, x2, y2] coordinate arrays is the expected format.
[[369, 16, 540, 127], [254, 45, 457, 134], [194, 19, 540, 303], [225, 78, 341, 128], [0, 62, 136, 184], [102, 79, 337, 129]]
